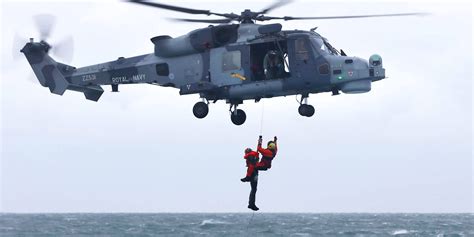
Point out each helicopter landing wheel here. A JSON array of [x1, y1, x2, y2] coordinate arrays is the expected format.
[[193, 101, 209, 119], [298, 104, 315, 117], [231, 109, 247, 126]]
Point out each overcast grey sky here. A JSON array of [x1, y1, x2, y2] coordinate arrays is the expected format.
[[1, 0, 472, 213]]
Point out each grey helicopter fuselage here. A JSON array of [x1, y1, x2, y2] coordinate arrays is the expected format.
[[21, 22, 386, 125]]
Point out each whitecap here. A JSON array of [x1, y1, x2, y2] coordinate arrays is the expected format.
[[392, 229, 409, 235], [199, 219, 229, 228], [292, 233, 311, 236]]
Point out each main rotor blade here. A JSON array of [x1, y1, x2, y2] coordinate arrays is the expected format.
[[259, 0, 293, 15], [171, 18, 233, 24], [127, 0, 232, 18], [34, 14, 56, 40], [260, 12, 428, 21]]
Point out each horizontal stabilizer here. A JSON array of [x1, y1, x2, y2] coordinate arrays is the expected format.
[[68, 84, 104, 102]]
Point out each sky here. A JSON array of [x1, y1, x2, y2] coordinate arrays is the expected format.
[[0, 0, 472, 213]]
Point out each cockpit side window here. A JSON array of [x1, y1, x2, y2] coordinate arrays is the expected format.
[[311, 37, 339, 56], [295, 38, 309, 61], [310, 37, 330, 56]]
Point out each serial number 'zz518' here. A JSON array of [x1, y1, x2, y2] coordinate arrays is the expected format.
[[82, 74, 97, 82]]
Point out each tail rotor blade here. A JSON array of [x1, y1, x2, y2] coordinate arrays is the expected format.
[[52, 36, 74, 63], [12, 33, 28, 61], [27, 73, 38, 84], [34, 14, 56, 40]]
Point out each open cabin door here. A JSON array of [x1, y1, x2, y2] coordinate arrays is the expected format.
[[249, 40, 290, 82]]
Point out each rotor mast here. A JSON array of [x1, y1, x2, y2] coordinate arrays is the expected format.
[[241, 10, 256, 24]]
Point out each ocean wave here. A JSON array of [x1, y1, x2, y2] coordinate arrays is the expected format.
[[0, 227, 15, 231], [199, 219, 229, 228], [339, 230, 378, 235], [436, 234, 464, 237], [1, 214, 472, 236], [392, 229, 419, 235], [291, 233, 311, 236], [392, 229, 409, 235]]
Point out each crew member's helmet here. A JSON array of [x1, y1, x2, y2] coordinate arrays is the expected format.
[[268, 50, 278, 59], [245, 148, 252, 154], [267, 142, 276, 150]]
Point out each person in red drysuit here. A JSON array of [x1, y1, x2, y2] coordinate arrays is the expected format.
[[241, 148, 260, 182], [256, 136, 278, 171], [240, 148, 260, 211]]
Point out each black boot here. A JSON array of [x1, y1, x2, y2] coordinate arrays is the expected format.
[[248, 204, 259, 211], [241, 176, 252, 182]]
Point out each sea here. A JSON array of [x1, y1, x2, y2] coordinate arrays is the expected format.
[[0, 213, 472, 236]]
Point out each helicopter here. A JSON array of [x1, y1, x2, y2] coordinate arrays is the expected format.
[[20, 0, 424, 125]]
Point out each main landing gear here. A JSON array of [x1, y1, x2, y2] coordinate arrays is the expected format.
[[298, 95, 315, 117], [192, 100, 247, 126], [193, 95, 314, 124], [230, 104, 246, 126], [193, 100, 209, 119]]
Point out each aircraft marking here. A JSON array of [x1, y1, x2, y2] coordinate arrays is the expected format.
[[82, 74, 97, 82], [112, 74, 146, 83]]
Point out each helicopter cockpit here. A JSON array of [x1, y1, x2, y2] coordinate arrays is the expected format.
[[309, 37, 340, 56]]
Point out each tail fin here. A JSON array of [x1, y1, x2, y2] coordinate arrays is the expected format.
[[21, 41, 104, 102]]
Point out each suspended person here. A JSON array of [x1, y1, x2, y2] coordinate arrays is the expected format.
[[240, 148, 260, 211], [240, 135, 278, 180], [241, 148, 260, 182], [256, 136, 278, 171]]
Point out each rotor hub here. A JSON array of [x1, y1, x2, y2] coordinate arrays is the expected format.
[[240, 9, 257, 24]]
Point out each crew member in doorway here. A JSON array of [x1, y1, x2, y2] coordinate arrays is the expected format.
[[263, 50, 285, 79]]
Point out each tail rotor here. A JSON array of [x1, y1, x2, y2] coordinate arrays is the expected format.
[[13, 14, 75, 63]]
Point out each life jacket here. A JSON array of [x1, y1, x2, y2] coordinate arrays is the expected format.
[[245, 151, 259, 166], [261, 149, 276, 162], [247, 156, 258, 165]]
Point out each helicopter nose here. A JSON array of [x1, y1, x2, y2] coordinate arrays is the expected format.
[[330, 56, 385, 94], [332, 57, 369, 80]]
